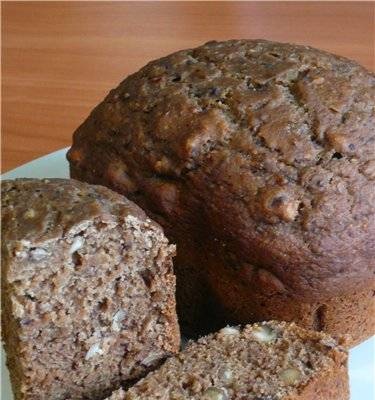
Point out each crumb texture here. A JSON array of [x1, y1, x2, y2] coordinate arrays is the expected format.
[[105, 321, 349, 400], [1, 179, 179, 400]]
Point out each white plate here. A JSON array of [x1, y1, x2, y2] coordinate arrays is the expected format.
[[1, 148, 375, 399]]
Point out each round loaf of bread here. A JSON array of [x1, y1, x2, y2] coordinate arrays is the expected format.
[[68, 39, 375, 345]]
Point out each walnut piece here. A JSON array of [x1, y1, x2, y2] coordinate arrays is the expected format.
[[280, 368, 301, 385], [252, 325, 277, 343], [219, 326, 240, 336], [201, 387, 228, 400]]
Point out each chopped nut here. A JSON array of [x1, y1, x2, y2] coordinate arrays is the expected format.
[[85, 343, 104, 360], [218, 367, 233, 384], [261, 188, 300, 222], [23, 209, 36, 219], [279, 200, 300, 222], [141, 353, 163, 367], [69, 236, 84, 254], [14, 250, 27, 259], [12, 297, 25, 318], [280, 368, 301, 385], [219, 326, 240, 336], [112, 309, 126, 332], [312, 77, 325, 85], [201, 387, 228, 400], [252, 325, 277, 343], [30, 248, 49, 261]]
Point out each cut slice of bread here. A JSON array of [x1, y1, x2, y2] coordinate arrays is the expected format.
[[106, 321, 348, 400], [1, 178, 179, 400]]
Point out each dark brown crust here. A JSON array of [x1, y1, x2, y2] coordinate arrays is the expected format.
[[1, 178, 153, 243], [209, 261, 374, 346], [291, 362, 349, 400], [167, 232, 374, 346], [67, 40, 375, 341]]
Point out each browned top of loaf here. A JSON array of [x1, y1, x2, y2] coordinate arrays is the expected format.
[[68, 39, 375, 298], [1, 179, 155, 244]]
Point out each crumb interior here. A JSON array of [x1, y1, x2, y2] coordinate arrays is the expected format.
[[4, 216, 175, 400], [123, 322, 340, 400]]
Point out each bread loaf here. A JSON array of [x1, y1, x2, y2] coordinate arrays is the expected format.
[[68, 39, 375, 345], [1, 178, 179, 399]]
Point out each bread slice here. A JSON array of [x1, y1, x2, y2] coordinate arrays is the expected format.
[[105, 321, 348, 400], [1, 178, 179, 400]]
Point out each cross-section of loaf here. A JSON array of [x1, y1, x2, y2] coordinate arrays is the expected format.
[[68, 39, 375, 345], [1, 178, 179, 400], [104, 321, 349, 400]]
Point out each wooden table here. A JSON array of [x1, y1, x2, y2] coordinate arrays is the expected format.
[[2, 1, 374, 172]]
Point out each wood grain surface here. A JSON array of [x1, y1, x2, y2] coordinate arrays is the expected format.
[[2, 1, 374, 172]]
